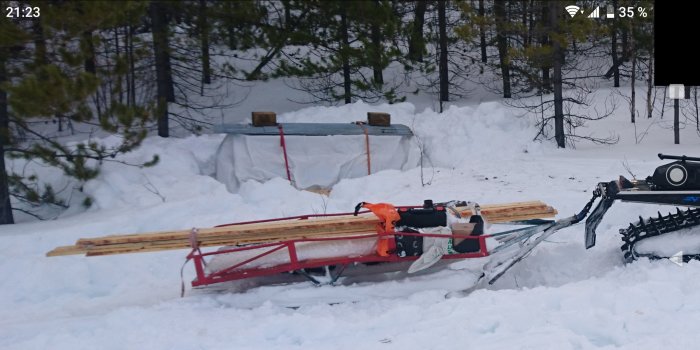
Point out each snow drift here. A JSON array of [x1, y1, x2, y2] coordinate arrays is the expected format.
[[6, 97, 700, 349]]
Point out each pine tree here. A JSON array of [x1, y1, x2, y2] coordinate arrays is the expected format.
[[437, 0, 449, 103], [150, 0, 173, 137], [494, 0, 511, 98], [1, 1, 157, 223], [415, 0, 478, 108], [484, 1, 617, 147], [276, 1, 404, 104], [157, 0, 269, 132], [408, 1, 427, 62]]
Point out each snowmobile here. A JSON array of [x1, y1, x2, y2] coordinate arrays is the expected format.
[[585, 154, 700, 262]]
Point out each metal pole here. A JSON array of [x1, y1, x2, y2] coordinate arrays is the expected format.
[[675, 99, 680, 144], [669, 84, 685, 145]]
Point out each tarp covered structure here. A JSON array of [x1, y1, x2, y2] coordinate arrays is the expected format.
[[215, 123, 419, 192]]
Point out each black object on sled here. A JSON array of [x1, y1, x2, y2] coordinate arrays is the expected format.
[[394, 200, 447, 257]]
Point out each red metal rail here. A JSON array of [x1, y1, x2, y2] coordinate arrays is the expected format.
[[187, 230, 490, 287]]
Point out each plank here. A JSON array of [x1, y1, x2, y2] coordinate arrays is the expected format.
[[46, 245, 88, 257], [76, 202, 553, 247], [77, 215, 379, 246], [84, 233, 380, 257], [47, 201, 558, 257]]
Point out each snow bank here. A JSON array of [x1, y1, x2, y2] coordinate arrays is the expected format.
[[10, 96, 700, 349], [5, 100, 541, 220], [83, 134, 226, 211], [635, 226, 700, 257], [215, 100, 536, 192], [279, 100, 543, 167]]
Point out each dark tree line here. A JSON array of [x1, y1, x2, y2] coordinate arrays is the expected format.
[[0, 0, 656, 224]]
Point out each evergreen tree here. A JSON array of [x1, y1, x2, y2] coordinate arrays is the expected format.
[[493, 0, 511, 98], [1, 1, 157, 223], [466, 1, 617, 147], [159, 0, 268, 132], [408, 1, 428, 63], [412, 0, 478, 109], [276, 1, 404, 104], [150, 0, 174, 137]]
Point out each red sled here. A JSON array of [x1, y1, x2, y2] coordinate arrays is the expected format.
[[184, 200, 583, 291]]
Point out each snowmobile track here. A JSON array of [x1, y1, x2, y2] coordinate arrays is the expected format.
[[621, 208, 700, 262]]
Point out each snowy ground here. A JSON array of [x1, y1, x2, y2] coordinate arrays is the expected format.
[[2, 87, 700, 349]]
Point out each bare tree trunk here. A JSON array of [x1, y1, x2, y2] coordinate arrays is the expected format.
[[521, 0, 529, 48], [495, 0, 511, 98], [695, 88, 699, 131], [549, 1, 564, 148], [674, 99, 680, 144], [540, 2, 551, 92], [630, 24, 635, 123], [128, 24, 136, 106], [611, 0, 619, 87], [339, 2, 352, 104], [0, 57, 13, 224], [0, 139, 11, 225], [126, 24, 132, 106], [409, 1, 427, 62], [370, 1, 383, 86], [621, 20, 628, 59], [33, 19, 46, 65], [283, 0, 291, 24], [151, 1, 173, 137], [528, 0, 535, 47], [646, 36, 653, 119], [0, 60, 7, 141], [83, 31, 96, 74], [438, 0, 449, 102], [478, 0, 487, 63], [661, 86, 666, 119], [199, 0, 211, 86], [114, 27, 123, 104]]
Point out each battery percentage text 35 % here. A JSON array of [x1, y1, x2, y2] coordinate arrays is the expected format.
[[619, 7, 648, 18]]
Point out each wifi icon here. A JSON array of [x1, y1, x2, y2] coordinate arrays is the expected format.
[[565, 5, 580, 17]]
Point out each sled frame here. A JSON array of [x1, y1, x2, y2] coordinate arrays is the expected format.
[[187, 211, 554, 288]]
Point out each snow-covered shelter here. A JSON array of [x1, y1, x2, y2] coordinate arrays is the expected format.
[[214, 114, 419, 192]]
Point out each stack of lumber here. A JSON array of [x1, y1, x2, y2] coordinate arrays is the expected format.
[[47, 201, 556, 257], [455, 201, 557, 222]]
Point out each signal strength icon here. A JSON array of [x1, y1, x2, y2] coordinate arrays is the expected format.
[[588, 6, 600, 18], [565, 5, 580, 17]]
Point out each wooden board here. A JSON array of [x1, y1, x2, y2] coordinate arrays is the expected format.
[[367, 112, 391, 126], [251, 111, 277, 126], [47, 201, 557, 257]]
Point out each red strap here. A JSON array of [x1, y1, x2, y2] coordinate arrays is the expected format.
[[356, 123, 371, 175], [278, 125, 292, 182]]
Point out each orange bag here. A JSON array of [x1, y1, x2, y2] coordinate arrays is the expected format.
[[354, 202, 400, 256]]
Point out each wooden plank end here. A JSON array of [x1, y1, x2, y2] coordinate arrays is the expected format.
[[46, 246, 87, 257]]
